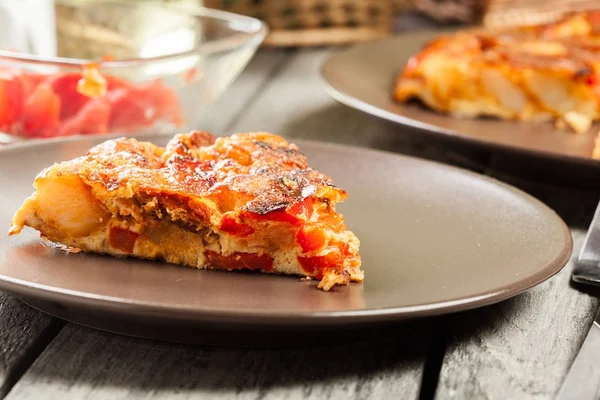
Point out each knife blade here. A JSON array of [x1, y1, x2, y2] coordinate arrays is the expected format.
[[556, 200, 600, 400], [572, 200, 600, 286]]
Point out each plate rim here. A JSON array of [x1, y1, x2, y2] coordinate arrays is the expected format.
[[320, 32, 600, 167], [0, 133, 574, 326]]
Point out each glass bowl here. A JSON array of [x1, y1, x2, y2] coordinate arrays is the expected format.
[[0, 0, 267, 142]]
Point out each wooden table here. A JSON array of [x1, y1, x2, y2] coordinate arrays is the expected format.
[[2, 43, 600, 399]]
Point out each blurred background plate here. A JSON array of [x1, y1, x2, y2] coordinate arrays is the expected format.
[[321, 31, 600, 166]]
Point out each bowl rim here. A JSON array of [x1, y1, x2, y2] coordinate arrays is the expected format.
[[0, 0, 268, 69]]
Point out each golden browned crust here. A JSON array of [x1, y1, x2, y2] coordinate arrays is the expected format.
[[80, 131, 345, 220]]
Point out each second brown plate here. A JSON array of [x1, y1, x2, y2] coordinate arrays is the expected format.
[[321, 31, 600, 165]]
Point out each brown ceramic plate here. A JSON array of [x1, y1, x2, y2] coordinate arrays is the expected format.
[[0, 133, 572, 344], [321, 31, 600, 166]]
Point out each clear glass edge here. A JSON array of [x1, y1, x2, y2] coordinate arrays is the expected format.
[[0, 1, 269, 69]]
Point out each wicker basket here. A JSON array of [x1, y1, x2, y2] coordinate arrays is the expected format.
[[411, 0, 484, 24], [204, 0, 395, 47]]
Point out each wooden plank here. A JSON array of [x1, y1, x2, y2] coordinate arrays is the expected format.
[[5, 323, 428, 400], [436, 197, 599, 400], [0, 294, 57, 397], [195, 50, 291, 135], [227, 48, 405, 146]]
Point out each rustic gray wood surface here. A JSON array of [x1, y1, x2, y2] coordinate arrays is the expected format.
[[438, 231, 599, 400], [5, 322, 428, 400], [1, 46, 600, 400], [0, 295, 57, 398]]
